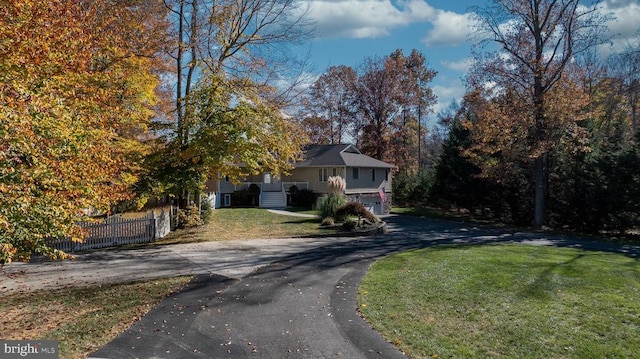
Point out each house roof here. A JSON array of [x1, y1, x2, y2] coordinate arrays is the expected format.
[[295, 144, 395, 169]]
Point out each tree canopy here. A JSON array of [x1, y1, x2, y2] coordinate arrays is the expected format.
[[470, 0, 609, 227], [0, 0, 167, 262], [142, 0, 313, 205], [299, 49, 437, 173]]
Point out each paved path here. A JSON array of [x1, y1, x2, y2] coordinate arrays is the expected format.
[[2, 215, 639, 359], [0, 236, 357, 295], [267, 209, 319, 218]]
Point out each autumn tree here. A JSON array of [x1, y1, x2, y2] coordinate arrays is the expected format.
[[299, 115, 332, 144], [471, 0, 609, 228], [148, 75, 308, 199], [606, 45, 640, 136], [150, 0, 312, 205], [300, 65, 358, 144], [165, 0, 310, 138], [355, 49, 436, 171], [0, 0, 167, 262]]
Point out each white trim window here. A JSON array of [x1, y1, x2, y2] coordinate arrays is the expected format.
[[319, 168, 329, 182]]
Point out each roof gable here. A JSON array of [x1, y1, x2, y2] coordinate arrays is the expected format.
[[296, 144, 394, 169]]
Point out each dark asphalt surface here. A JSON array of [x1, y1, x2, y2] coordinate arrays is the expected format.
[[90, 215, 640, 359]]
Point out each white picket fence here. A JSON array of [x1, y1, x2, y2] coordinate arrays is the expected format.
[[48, 206, 173, 252]]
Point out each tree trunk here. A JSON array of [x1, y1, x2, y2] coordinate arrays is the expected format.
[[534, 154, 547, 229], [533, 74, 547, 229], [176, 0, 184, 144]]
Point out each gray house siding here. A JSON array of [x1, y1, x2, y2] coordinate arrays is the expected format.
[[345, 167, 391, 192], [206, 144, 394, 214]]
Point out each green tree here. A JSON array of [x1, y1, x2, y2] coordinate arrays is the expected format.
[[145, 76, 308, 202], [549, 75, 640, 234]]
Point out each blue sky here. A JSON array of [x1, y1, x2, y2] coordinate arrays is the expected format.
[[297, 0, 640, 124]]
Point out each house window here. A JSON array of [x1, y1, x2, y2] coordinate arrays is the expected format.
[[225, 175, 230, 182], [353, 168, 359, 180], [332, 168, 337, 176], [385, 169, 389, 182], [224, 194, 231, 207], [264, 173, 271, 184], [372, 168, 376, 182], [319, 168, 329, 182]]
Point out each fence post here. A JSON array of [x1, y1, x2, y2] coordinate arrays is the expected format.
[[111, 216, 117, 246], [151, 210, 157, 241]]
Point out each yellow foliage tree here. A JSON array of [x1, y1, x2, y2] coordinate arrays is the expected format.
[[0, 0, 166, 263]]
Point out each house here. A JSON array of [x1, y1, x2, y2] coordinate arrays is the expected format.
[[206, 144, 395, 215]]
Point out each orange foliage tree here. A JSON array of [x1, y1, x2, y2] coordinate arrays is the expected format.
[[356, 49, 436, 171], [0, 0, 167, 263]]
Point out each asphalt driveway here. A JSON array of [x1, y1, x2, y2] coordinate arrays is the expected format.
[[3, 215, 639, 358], [88, 215, 639, 359]]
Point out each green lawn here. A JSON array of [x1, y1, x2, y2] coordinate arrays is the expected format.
[[391, 206, 501, 225], [358, 244, 640, 358], [155, 208, 325, 245]]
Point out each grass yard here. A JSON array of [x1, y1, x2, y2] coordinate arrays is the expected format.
[[391, 206, 503, 226], [1, 209, 325, 358], [155, 208, 324, 245], [0, 276, 192, 359], [358, 244, 640, 358]]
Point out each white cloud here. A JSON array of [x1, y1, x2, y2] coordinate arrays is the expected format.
[[307, 0, 435, 39], [306, 0, 478, 47], [433, 83, 465, 101], [422, 11, 477, 46], [430, 81, 466, 116], [589, 1, 640, 56], [307, 0, 486, 42], [441, 57, 474, 72], [602, 1, 640, 51], [605, 0, 638, 10]]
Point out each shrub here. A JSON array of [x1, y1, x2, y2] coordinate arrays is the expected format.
[[335, 202, 378, 223], [290, 189, 317, 208], [318, 193, 346, 219], [342, 217, 358, 231], [248, 183, 261, 195], [327, 176, 346, 193], [232, 189, 258, 207], [200, 198, 213, 224], [176, 205, 202, 228], [321, 217, 335, 227]]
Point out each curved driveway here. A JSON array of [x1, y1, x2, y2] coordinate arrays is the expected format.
[[88, 215, 639, 359], [3, 215, 638, 358]]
